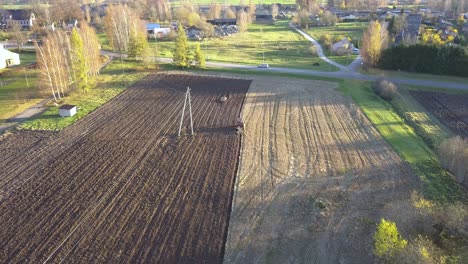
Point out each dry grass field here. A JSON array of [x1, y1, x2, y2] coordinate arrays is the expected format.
[[224, 76, 422, 263]]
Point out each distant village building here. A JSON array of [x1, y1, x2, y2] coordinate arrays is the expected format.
[[255, 8, 274, 24], [331, 37, 352, 55], [0, 44, 20, 69], [146, 23, 171, 38], [395, 14, 422, 44], [463, 24, 468, 34], [206, 18, 237, 26], [2, 10, 35, 30], [66, 19, 79, 30]]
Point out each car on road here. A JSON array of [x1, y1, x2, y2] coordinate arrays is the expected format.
[[352, 48, 360, 55], [258, 63, 269, 68]]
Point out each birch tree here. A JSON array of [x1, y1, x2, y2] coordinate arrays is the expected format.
[[79, 22, 101, 77], [105, 4, 139, 53], [35, 32, 70, 101]]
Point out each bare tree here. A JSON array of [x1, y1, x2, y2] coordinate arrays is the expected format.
[[35, 31, 71, 101], [147, 0, 171, 21], [237, 9, 249, 32], [271, 4, 278, 19], [9, 23, 27, 52], [50, 0, 83, 24], [80, 22, 101, 77], [225, 7, 237, 19], [248, 0, 256, 22], [105, 4, 140, 53], [207, 1, 221, 20]]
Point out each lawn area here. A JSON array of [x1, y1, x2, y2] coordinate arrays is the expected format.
[[152, 21, 339, 71], [361, 67, 468, 85], [18, 50, 36, 65], [306, 22, 368, 43], [0, 66, 40, 121], [328, 54, 358, 66], [340, 80, 465, 203], [19, 59, 153, 131], [97, 33, 111, 51]]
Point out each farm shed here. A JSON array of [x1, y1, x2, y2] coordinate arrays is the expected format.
[[0, 44, 20, 69], [59, 105, 77, 117]]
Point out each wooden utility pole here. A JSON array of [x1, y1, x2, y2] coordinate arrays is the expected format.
[[178, 87, 194, 137]]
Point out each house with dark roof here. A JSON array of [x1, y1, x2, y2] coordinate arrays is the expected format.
[[463, 23, 468, 35], [395, 14, 422, 44], [206, 18, 237, 26], [1, 10, 35, 30], [255, 8, 274, 24]]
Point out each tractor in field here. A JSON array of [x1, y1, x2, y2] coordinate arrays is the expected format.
[[218, 93, 230, 103], [235, 117, 244, 134]]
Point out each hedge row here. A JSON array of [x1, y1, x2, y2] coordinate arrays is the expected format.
[[377, 44, 468, 77]]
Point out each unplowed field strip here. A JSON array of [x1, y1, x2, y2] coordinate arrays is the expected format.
[[225, 77, 421, 263], [0, 73, 251, 263]]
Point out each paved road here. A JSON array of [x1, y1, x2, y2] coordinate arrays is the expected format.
[[102, 50, 468, 91], [289, 22, 351, 72]]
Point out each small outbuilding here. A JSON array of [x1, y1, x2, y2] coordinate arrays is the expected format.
[[59, 105, 77, 117], [0, 44, 20, 69]]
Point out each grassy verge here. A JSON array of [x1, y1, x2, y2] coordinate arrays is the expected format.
[[340, 80, 465, 203], [0, 67, 40, 121], [152, 21, 339, 71], [18, 50, 37, 65], [19, 59, 153, 131], [328, 54, 358, 66]]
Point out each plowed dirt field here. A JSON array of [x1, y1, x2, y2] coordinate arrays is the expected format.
[[0, 73, 251, 263], [410, 90, 468, 138], [225, 77, 422, 263]]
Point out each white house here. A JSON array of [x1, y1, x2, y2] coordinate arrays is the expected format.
[[58, 105, 77, 117], [0, 44, 20, 69]]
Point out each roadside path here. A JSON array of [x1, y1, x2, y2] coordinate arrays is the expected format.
[[289, 22, 350, 71], [0, 99, 49, 133], [103, 50, 468, 90]]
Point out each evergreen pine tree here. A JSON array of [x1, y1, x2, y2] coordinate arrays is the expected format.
[[173, 23, 190, 68], [194, 42, 205, 68]]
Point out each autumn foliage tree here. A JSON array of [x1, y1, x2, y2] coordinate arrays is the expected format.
[[374, 218, 408, 258], [361, 20, 389, 67], [70, 28, 89, 92]]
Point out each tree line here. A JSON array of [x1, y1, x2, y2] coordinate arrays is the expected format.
[[36, 22, 100, 101]]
